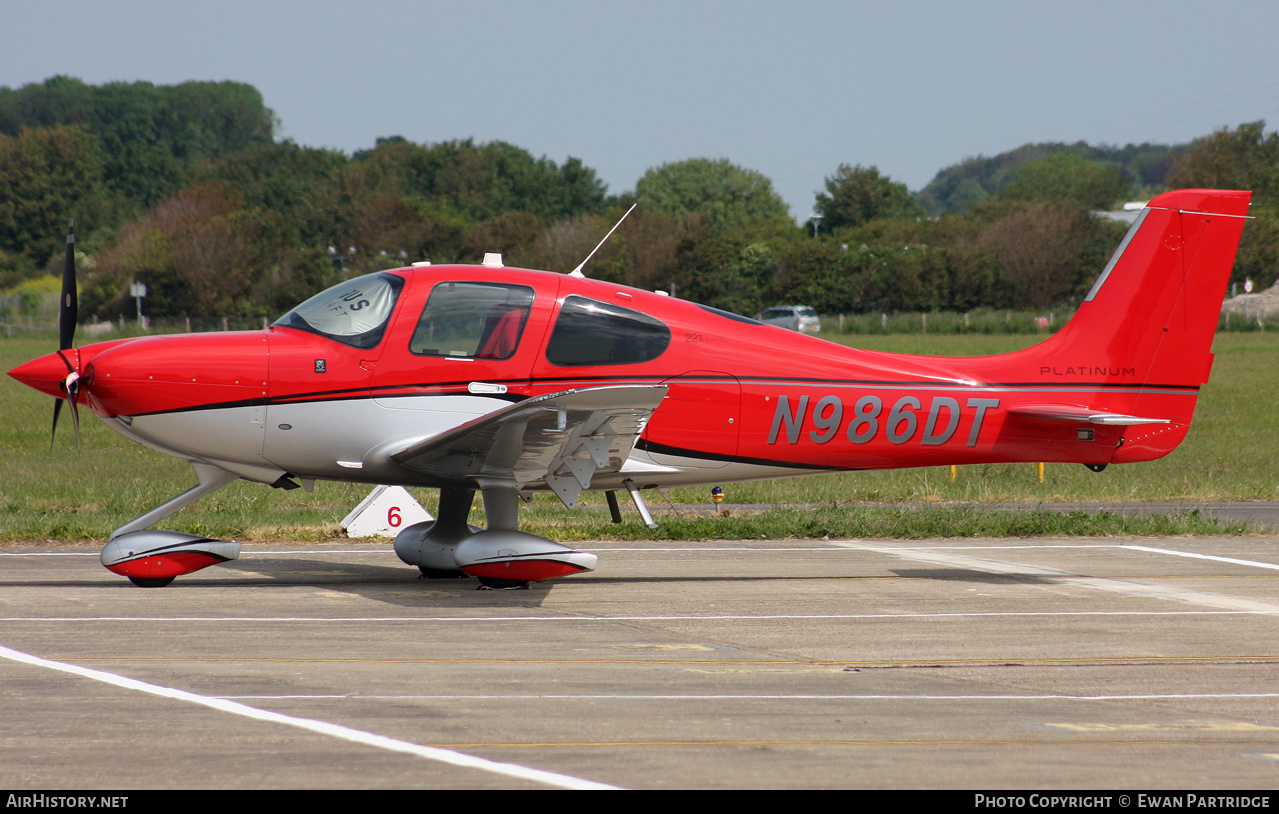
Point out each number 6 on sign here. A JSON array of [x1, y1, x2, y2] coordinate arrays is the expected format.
[[342, 486, 433, 538]]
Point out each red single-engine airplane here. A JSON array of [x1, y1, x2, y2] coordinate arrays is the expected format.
[[9, 189, 1251, 588]]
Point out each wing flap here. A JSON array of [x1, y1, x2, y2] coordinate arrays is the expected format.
[[381, 385, 668, 507]]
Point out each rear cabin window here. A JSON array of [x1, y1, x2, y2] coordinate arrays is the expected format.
[[273, 272, 404, 349], [545, 296, 671, 366], [410, 282, 535, 360]]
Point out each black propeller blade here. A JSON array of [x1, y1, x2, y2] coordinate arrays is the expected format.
[[51, 220, 81, 451], [60, 219, 77, 351]]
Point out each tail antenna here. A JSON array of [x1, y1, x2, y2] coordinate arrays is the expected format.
[[569, 203, 637, 278]]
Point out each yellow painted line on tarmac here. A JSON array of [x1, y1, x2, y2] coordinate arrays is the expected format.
[[1045, 722, 1279, 733], [680, 667, 851, 674], [60, 654, 1279, 667], [223, 692, 1279, 702], [617, 644, 718, 651]]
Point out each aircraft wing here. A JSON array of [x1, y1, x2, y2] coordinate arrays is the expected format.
[[1007, 403, 1170, 425], [382, 385, 669, 508]]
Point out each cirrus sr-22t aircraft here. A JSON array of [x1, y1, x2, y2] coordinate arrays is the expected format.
[[9, 189, 1251, 588]]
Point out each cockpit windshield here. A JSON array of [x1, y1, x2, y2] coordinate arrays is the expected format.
[[273, 272, 405, 349]]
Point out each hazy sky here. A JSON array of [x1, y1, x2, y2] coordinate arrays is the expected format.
[[6, 1, 1279, 219]]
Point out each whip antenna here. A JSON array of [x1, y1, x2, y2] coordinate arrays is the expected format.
[[569, 203, 637, 278]]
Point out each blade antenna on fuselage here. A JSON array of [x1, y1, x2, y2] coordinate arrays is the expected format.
[[569, 203, 637, 278]]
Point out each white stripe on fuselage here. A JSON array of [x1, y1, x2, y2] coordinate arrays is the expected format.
[[111, 395, 501, 484], [105, 393, 809, 490]]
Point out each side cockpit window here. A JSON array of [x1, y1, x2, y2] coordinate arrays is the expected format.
[[545, 295, 671, 366], [273, 272, 404, 349], [410, 282, 535, 359]]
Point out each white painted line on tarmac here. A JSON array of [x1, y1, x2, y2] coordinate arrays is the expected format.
[[595, 545, 1121, 552], [0, 545, 1119, 556], [0, 644, 618, 790], [1125, 544, 1279, 571], [0, 610, 1265, 622], [240, 550, 399, 555], [877, 544, 1122, 550], [832, 541, 1279, 614], [0, 550, 392, 557], [0, 543, 1246, 557]]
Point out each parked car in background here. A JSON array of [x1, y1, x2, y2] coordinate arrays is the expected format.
[[756, 305, 821, 334]]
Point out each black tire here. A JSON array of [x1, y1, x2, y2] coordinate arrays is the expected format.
[[128, 576, 175, 588], [477, 576, 529, 590], [418, 567, 468, 579]]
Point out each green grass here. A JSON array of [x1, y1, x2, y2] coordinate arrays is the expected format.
[[2, 331, 1273, 543]]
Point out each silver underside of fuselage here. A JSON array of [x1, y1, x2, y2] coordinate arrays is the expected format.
[[101, 395, 816, 492]]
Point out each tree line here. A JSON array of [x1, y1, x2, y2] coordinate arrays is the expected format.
[[1, 76, 1276, 324]]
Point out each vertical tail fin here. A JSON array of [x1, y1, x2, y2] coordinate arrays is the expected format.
[[1026, 188, 1250, 389], [964, 189, 1250, 464]]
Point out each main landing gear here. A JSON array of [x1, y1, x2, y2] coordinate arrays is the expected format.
[[394, 483, 598, 590]]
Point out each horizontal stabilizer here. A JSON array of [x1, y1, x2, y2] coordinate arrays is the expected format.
[[1008, 404, 1170, 426]]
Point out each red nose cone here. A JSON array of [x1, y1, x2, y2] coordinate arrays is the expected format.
[[8, 352, 71, 400]]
